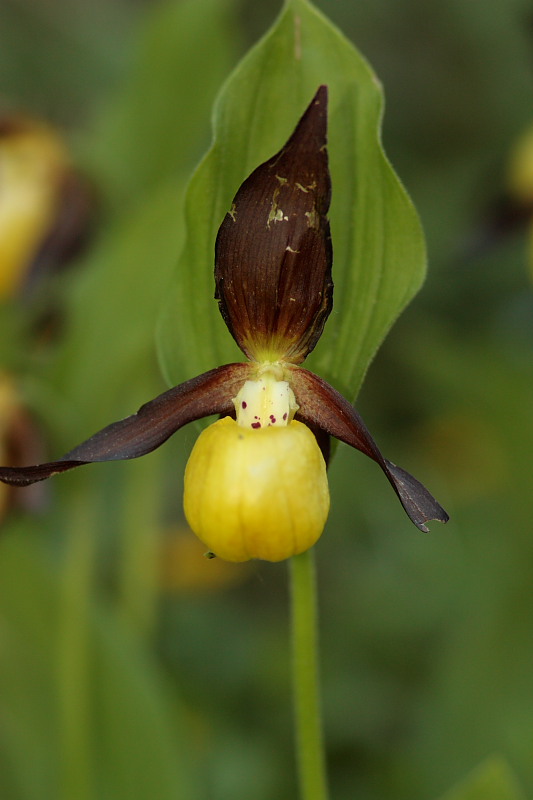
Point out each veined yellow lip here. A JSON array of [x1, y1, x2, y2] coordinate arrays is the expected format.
[[183, 416, 330, 563]]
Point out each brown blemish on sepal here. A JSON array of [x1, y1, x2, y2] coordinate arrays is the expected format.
[[291, 367, 450, 531], [215, 85, 333, 364]]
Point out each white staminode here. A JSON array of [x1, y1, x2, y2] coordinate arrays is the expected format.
[[233, 373, 299, 430]]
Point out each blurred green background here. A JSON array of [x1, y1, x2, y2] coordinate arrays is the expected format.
[[1, 1, 533, 799]]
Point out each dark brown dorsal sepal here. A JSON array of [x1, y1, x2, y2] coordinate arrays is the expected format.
[[215, 85, 333, 365]]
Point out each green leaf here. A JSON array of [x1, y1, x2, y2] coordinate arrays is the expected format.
[[436, 756, 527, 800], [158, 0, 426, 401]]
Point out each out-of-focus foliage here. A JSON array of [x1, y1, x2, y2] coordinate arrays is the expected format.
[[0, 526, 192, 800], [436, 757, 527, 800], [1, 1, 533, 800], [505, 124, 533, 282]]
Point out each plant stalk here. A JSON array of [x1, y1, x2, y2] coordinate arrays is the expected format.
[[58, 489, 95, 800], [289, 548, 329, 800]]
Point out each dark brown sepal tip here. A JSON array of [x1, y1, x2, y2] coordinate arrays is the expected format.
[[215, 85, 333, 364]]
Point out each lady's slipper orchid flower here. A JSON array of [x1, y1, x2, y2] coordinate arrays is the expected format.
[[0, 86, 448, 561], [0, 115, 91, 300]]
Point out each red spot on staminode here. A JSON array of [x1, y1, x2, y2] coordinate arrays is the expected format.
[[242, 401, 247, 409], [251, 422, 261, 429], [270, 415, 276, 424], [283, 413, 288, 421]]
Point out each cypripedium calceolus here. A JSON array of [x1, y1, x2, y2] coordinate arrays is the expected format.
[[0, 114, 92, 300], [0, 87, 448, 561]]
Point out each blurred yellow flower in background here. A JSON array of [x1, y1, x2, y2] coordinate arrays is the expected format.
[[0, 118, 70, 298], [159, 526, 250, 593]]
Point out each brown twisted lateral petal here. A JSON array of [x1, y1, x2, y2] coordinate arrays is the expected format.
[[215, 85, 333, 364], [291, 367, 449, 531], [0, 363, 252, 487]]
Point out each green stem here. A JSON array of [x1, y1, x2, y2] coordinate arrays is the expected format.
[[57, 489, 95, 800], [118, 456, 160, 638], [289, 548, 329, 800]]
